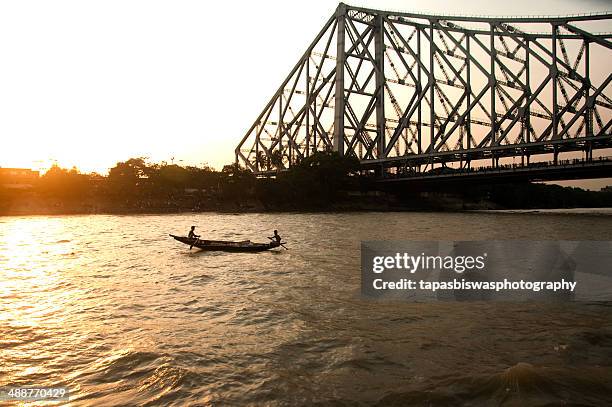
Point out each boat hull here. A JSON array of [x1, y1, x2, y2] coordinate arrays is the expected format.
[[169, 234, 279, 252]]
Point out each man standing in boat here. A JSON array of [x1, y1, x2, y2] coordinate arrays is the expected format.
[[270, 230, 281, 244]]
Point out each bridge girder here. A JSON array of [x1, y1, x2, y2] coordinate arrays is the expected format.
[[235, 3, 612, 174]]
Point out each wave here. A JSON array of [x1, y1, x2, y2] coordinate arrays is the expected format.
[[374, 362, 612, 406]]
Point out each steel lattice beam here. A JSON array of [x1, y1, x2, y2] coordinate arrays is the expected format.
[[235, 3, 612, 174]]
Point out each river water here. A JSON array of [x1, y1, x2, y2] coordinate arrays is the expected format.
[[1, 211, 612, 406]]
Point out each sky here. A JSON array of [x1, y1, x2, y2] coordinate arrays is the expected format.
[[0, 0, 610, 188]]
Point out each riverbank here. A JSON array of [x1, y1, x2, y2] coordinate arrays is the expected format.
[[0, 195, 435, 216], [3, 187, 610, 216], [3, 154, 610, 216], [0, 189, 502, 216], [3, 170, 612, 216]]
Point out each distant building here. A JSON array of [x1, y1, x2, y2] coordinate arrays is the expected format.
[[0, 168, 40, 189]]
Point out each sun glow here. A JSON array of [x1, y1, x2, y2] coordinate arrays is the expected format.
[[0, 218, 75, 328]]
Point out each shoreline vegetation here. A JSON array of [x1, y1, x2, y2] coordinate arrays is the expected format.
[[1, 153, 611, 216]]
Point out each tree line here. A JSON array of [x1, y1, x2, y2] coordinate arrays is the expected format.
[[1, 152, 362, 210], [1, 152, 610, 212]]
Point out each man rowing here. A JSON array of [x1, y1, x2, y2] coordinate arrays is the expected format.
[[269, 230, 281, 244], [188, 226, 202, 250], [188, 226, 200, 239]]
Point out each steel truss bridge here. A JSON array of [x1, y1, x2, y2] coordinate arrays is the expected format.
[[235, 3, 612, 180]]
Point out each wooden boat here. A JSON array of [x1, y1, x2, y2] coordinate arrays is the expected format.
[[169, 234, 280, 252]]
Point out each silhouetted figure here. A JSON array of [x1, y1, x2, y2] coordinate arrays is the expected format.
[[269, 230, 281, 244], [188, 226, 200, 239]]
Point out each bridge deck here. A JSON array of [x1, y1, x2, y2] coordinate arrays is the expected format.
[[377, 157, 612, 185]]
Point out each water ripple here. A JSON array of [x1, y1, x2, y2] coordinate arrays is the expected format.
[[0, 212, 611, 405]]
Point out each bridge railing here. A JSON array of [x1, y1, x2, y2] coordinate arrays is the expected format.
[[378, 155, 612, 180]]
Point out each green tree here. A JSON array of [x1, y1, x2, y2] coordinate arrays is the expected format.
[[39, 165, 89, 200], [256, 151, 360, 207], [269, 150, 284, 170], [220, 163, 256, 201], [107, 157, 150, 198], [184, 165, 219, 190]]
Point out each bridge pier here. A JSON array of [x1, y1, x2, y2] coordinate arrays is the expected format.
[[375, 164, 384, 178], [586, 142, 593, 162]]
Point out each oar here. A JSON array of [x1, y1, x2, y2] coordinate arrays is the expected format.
[[268, 236, 288, 250]]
